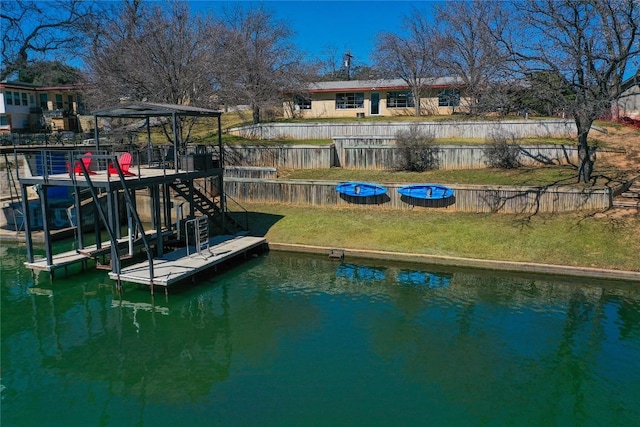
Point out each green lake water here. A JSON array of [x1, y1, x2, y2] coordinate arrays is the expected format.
[[1, 242, 639, 426]]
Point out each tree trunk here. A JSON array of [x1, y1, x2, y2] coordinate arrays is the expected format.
[[412, 86, 421, 116], [253, 105, 260, 124], [576, 120, 595, 184]]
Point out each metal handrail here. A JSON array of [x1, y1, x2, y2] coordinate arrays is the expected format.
[[223, 193, 249, 231], [104, 157, 156, 291], [194, 179, 249, 232]]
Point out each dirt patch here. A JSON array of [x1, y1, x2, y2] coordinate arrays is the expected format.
[[594, 123, 640, 172], [593, 207, 639, 219]]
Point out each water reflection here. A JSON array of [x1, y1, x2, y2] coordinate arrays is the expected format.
[[336, 263, 386, 281], [396, 270, 452, 288], [1, 246, 639, 425]]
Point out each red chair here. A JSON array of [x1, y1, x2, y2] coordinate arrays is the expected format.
[[108, 152, 136, 176], [68, 152, 96, 176]]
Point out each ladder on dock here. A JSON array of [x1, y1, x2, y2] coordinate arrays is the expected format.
[[186, 215, 210, 258]]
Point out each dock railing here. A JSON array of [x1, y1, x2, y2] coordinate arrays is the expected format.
[[223, 192, 249, 232]]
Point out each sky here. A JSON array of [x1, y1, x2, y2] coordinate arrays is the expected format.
[[191, 1, 439, 66]]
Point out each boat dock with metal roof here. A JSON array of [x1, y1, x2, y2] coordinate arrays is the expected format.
[[15, 102, 266, 294]]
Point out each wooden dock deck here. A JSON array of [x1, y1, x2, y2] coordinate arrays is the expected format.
[[24, 249, 92, 272], [24, 230, 170, 272], [22, 165, 219, 189], [108, 235, 267, 287]]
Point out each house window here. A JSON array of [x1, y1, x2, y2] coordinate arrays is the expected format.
[[40, 94, 49, 109], [21, 93, 28, 106], [55, 94, 63, 109], [438, 88, 460, 107], [294, 94, 311, 110], [6, 92, 13, 105], [336, 92, 364, 109], [387, 91, 415, 108], [0, 115, 8, 126], [13, 92, 20, 105]]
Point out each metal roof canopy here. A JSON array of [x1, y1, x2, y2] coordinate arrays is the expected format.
[[91, 102, 223, 173], [92, 102, 222, 119]]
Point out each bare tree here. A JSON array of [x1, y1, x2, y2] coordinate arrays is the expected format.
[[317, 45, 345, 80], [85, 1, 217, 108], [372, 10, 437, 116], [395, 125, 439, 172], [84, 0, 221, 147], [435, 0, 510, 115], [495, 0, 640, 183], [1, 0, 100, 81], [212, 5, 306, 124]]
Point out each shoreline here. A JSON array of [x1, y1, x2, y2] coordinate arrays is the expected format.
[[268, 242, 640, 283], [3, 228, 638, 283]]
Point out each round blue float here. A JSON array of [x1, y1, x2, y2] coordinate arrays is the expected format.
[[398, 184, 454, 200], [336, 182, 387, 197]]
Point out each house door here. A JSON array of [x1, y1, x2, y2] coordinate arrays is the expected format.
[[370, 92, 380, 115]]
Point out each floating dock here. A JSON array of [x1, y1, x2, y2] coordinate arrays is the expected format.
[[25, 249, 92, 273], [24, 229, 173, 273], [108, 235, 266, 288]]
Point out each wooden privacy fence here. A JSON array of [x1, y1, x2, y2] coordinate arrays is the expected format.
[[224, 144, 333, 169], [224, 178, 614, 214], [224, 166, 278, 179], [229, 120, 577, 140], [339, 144, 585, 170], [221, 141, 615, 170]]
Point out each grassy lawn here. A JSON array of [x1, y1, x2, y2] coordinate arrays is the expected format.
[[149, 112, 591, 146], [141, 115, 636, 272], [281, 165, 628, 188], [243, 202, 640, 272]]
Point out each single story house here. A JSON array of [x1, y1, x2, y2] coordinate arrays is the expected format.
[[614, 70, 639, 121], [285, 77, 468, 119], [0, 80, 86, 133]]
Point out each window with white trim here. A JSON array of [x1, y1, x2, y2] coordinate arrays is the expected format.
[[335, 92, 364, 109]]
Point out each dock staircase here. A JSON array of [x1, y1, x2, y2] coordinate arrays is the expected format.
[[613, 180, 640, 211], [169, 180, 248, 235]]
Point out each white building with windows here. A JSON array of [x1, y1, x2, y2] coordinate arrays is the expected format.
[[286, 77, 467, 119], [615, 71, 640, 121], [0, 80, 85, 133]]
